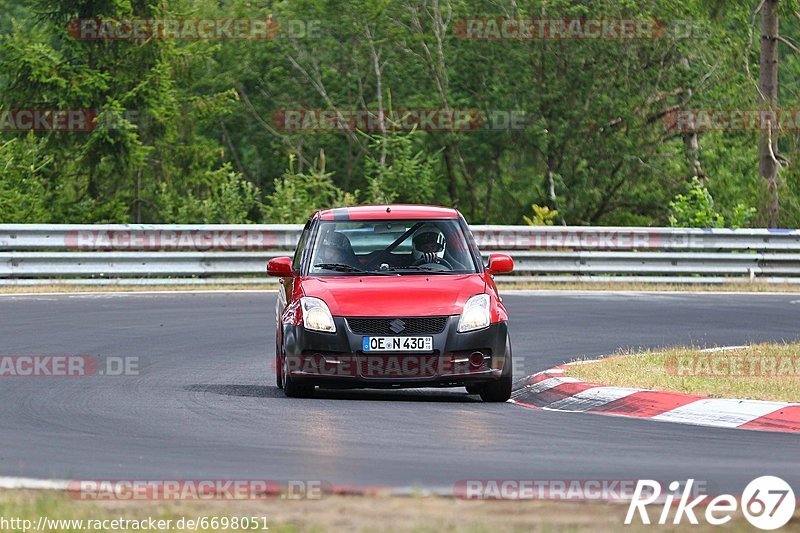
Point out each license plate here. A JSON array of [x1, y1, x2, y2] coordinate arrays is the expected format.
[[362, 336, 433, 352]]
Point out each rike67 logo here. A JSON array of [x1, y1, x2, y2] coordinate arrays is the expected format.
[[626, 477, 795, 530]]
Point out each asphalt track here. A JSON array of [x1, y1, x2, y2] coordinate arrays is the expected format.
[[1, 291, 799, 494]]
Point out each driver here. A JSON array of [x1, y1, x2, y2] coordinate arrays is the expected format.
[[318, 231, 357, 267], [412, 229, 446, 265]]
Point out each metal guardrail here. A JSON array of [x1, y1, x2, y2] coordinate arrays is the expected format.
[[1, 224, 800, 285]]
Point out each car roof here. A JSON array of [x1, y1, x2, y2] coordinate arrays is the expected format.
[[316, 204, 460, 221]]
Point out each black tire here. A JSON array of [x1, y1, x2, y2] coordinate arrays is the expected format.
[[479, 373, 512, 402], [275, 338, 283, 389], [480, 336, 513, 402], [465, 385, 482, 395], [282, 355, 314, 398]]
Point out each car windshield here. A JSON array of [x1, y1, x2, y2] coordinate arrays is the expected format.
[[308, 219, 478, 275]]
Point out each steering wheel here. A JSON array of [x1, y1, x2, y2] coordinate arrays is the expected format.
[[412, 257, 453, 270], [364, 250, 392, 271]]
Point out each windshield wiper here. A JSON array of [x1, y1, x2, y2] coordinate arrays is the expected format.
[[382, 266, 452, 274], [314, 263, 367, 272], [314, 263, 393, 275]]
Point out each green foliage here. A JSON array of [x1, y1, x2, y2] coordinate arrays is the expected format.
[[264, 155, 357, 224], [0, 0, 248, 223], [728, 203, 758, 229], [523, 204, 559, 226], [0, 0, 797, 227], [0, 137, 50, 222], [158, 165, 263, 224], [363, 130, 443, 205], [668, 178, 724, 228], [668, 177, 755, 228]]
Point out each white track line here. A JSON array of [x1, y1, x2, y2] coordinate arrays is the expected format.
[[545, 386, 641, 412], [522, 376, 580, 394], [699, 346, 749, 352], [0, 477, 70, 490], [0, 476, 456, 498], [651, 398, 791, 428]]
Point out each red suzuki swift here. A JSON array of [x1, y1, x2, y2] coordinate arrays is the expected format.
[[267, 205, 514, 401]]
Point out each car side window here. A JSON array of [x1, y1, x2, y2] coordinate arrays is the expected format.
[[292, 220, 312, 271]]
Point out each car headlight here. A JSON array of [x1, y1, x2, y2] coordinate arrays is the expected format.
[[457, 293, 491, 332], [300, 297, 336, 333]]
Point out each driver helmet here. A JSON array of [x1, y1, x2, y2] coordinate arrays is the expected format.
[[319, 231, 353, 264], [412, 227, 446, 264]]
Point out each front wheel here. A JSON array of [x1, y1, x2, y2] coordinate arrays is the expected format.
[[479, 373, 512, 402], [480, 335, 513, 402], [282, 355, 314, 398]]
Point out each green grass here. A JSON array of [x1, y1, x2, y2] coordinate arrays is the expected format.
[[566, 343, 800, 402], [1, 490, 791, 532], [0, 491, 296, 533]]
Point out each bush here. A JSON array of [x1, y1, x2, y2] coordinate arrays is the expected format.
[[158, 165, 263, 223], [668, 177, 755, 228], [523, 204, 559, 226]]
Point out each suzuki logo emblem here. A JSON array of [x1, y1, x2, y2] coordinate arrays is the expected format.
[[389, 319, 406, 333]]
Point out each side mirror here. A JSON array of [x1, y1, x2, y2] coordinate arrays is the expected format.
[[267, 256, 294, 277], [486, 253, 514, 275]]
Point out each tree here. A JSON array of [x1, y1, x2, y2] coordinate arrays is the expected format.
[[0, 136, 51, 222], [1, 0, 798, 228], [264, 154, 357, 223], [759, 0, 781, 227], [0, 0, 259, 223]]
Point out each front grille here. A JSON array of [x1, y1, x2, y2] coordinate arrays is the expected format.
[[346, 316, 448, 336]]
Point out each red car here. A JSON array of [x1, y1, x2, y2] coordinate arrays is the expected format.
[[267, 205, 514, 401]]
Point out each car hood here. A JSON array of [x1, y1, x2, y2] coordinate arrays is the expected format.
[[300, 274, 487, 317]]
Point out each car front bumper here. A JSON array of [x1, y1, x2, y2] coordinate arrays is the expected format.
[[281, 317, 509, 389]]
